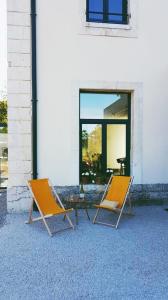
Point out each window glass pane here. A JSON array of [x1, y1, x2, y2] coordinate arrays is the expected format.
[[109, 0, 123, 13], [80, 93, 128, 120], [108, 0, 123, 23], [88, 0, 103, 21], [81, 124, 102, 184], [88, 13, 103, 21], [107, 124, 126, 175], [89, 0, 103, 12]]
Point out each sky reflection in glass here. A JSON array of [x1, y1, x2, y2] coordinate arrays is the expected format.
[[80, 93, 120, 119]]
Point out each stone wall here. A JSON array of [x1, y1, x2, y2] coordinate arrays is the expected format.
[[131, 184, 168, 205], [58, 184, 168, 207], [7, 183, 168, 212], [7, 0, 32, 211]]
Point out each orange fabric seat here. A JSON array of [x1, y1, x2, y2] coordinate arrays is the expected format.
[[28, 179, 70, 216], [26, 178, 74, 236], [103, 176, 132, 208], [93, 175, 133, 229]]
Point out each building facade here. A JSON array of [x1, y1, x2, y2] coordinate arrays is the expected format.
[[7, 0, 168, 211]]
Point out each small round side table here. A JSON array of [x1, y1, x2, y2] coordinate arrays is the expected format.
[[64, 195, 90, 225]]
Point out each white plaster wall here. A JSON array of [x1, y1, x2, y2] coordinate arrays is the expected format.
[[0, 0, 7, 97], [7, 0, 32, 210], [36, 0, 168, 185]]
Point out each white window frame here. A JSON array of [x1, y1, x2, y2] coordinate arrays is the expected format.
[[79, 0, 138, 38]]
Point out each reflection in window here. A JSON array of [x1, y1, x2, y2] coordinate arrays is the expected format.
[[88, 0, 103, 22], [81, 124, 102, 184], [107, 124, 126, 175], [80, 92, 128, 119], [86, 0, 128, 24], [108, 0, 124, 23]]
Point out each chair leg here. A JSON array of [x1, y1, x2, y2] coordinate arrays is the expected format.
[[115, 210, 123, 229], [115, 202, 134, 228], [42, 217, 53, 237], [65, 214, 74, 229], [25, 200, 34, 224], [93, 207, 126, 229], [93, 208, 100, 224], [75, 206, 78, 225]]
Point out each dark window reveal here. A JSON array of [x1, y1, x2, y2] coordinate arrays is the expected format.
[[86, 0, 129, 25]]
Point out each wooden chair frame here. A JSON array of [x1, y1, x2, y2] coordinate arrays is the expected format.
[[26, 179, 74, 237], [93, 175, 134, 229]]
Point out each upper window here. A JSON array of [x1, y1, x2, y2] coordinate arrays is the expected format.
[[86, 0, 129, 25], [80, 92, 129, 120]]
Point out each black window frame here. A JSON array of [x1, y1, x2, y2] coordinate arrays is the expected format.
[[79, 90, 131, 184], [86, 0, 129, 25]]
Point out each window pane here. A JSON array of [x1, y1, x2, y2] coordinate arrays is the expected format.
[[88, 13, 103, 21], [80, 93, 128, 120], [107, 124, 126, 175], [88, 0, 103, 21], [89, 0, 103, 12], [81, 124, 102, 184], [108, 0, 124, 23]]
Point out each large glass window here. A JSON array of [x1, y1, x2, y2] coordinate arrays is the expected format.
[[80, 91, 130, 185], [86, 0, 128, 24]]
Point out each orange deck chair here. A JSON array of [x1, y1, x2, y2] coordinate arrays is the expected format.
[[26, 178, 74, 236], [93, 175, 133, 229]]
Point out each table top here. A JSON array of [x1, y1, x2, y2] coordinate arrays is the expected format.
[[65, 195, 87, 203]]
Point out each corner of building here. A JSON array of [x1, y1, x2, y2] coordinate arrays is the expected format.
[[7, 0, 32, 211]]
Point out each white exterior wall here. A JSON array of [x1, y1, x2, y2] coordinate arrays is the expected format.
[[37, 0, 168, 186], [7, 0, 32, 210], [7, 0, 168, 211], [0, 0, 7, 97]]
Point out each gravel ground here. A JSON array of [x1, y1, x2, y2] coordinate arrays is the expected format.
[[0, 189, 7, 228], [1, 206, 168, 299]]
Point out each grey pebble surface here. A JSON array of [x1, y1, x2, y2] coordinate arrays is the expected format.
[[0, 204, 168, 299], [0, 190, 7, 228]]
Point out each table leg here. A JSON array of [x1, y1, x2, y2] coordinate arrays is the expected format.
[[75, 204, 78, 225], [85, 207, 90, 220]]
